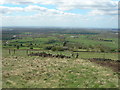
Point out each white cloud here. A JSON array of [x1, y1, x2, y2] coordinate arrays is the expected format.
[[25, 5, 47, 12], [1, 0, 118, 10], [89, 9, 118, 16], [0, 5, 79, 17], [56, 0, 118, 10], [0, 0, 118, 28], [0, 6, 23, 14], [0, 0, 118, 16]]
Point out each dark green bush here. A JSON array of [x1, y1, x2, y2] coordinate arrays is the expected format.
[[51, 46, 65, 51], [44, 46, 53, 50], [16, 45, 20, 49], [30, 47, 33, 49], [45, 40, 58, 44]]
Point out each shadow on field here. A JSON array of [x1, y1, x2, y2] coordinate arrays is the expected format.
[[88, 58, 120, 72]]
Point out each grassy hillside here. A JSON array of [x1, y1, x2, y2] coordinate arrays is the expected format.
[[2, 28, 119, 88], [2, 56, 118, 88]]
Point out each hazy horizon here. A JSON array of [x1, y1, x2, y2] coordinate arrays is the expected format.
[[1, 26, 119, 29]]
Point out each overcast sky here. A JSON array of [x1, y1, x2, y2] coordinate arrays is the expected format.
[[0, 0, 119, 28]]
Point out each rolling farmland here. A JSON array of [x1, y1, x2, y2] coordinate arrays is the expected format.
[[2, 27, 119, 88]]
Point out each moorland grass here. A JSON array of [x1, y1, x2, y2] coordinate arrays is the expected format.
[[2, 56, 118, 88]]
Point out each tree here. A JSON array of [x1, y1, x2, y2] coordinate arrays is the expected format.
[[30, 47, 33, 49], [16, 45, 19, 49], [63, 41, 67, 46], [20, 44, 23, 47]]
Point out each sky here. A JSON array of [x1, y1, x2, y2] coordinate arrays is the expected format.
[[0, 0, 119, 28]]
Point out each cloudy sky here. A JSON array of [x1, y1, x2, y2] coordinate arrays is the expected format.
[[0, 0, 119, 28]]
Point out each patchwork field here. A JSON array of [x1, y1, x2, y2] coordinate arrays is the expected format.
[[2, 28, 119, 88]]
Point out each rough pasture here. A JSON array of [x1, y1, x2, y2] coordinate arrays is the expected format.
[[2, 56, 118, 88]]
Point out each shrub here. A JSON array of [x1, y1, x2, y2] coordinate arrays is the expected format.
[[99, 45, 110, 53], [16, 45, 19, 49], [3, 44, 7, 46], [44, 46, 53, 50], [51, 46, 66, 51], [51, 47, 56, 51], [45, 40, 58, 44], [30, 47, 33, 49], [20, 44, 23, 46], [110, 49, 116, 52]]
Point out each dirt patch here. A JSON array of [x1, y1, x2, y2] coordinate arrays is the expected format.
[[88, 58, 120, 72]]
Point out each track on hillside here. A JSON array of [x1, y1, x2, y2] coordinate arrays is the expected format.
[[88, 58, 120, 72]]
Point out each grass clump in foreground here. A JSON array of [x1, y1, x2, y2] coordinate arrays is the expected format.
[[2, 56, 118, 88]]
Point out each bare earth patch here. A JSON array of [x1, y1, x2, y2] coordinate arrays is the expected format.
[[88, 58, 120, 72]]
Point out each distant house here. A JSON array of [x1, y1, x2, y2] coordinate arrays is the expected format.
[[13, 35, 17, 38], [115, 33, 118, 35], [6, 41, 9, 44], [70, 36, 78, 38]]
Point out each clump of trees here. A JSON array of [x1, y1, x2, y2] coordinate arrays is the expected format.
[[16, 45, 20, 49], [30, 47, 33, 49], [44, 45, 69, 51], [44, 46, 53, 50], [51, 46, 68, 51], [96, 44, 117, 53], [45, 39, 58, 44]]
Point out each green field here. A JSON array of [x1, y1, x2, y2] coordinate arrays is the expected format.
[[2, 49, 119, 60], [2, 28, 119, 88]]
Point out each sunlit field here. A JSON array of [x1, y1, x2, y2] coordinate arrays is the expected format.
[[2, 28, 119, 88]]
